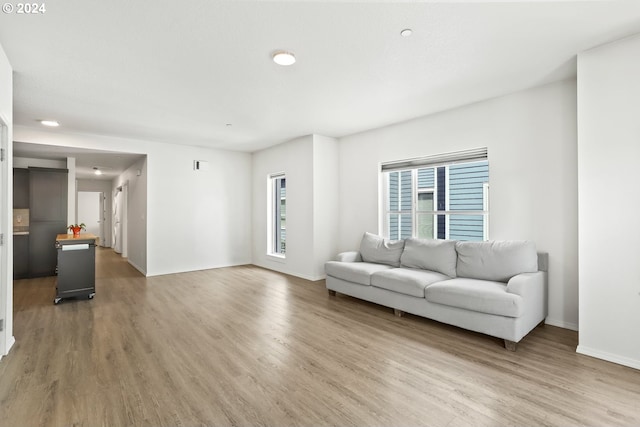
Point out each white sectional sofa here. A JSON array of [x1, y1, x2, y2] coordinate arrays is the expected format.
[[325, 233, 548, 350]]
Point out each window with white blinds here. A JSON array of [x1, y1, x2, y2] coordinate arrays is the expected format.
[[268, 173, 286, 256], [381, 148, 489, 241]]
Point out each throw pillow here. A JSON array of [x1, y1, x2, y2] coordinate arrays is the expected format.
[[359, 232, 405, 267], [455, 240, 538, 282], [400, 238, 457, 277]]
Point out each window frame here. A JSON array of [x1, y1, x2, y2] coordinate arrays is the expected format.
[[267, 173, 286, 258], [382, 154, 489, 242], [416, 190, 436, 240]]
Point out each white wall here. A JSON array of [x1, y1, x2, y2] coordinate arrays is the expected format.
[[252, 136, 316, 279], [146, 143, 251, 276], [312, 135, 339, 278], [0, 43, 13, 358], [251, 134, 339, 281], [577, 33, 640, 370], [338, 80, 579, 330], [112, 157, 147, 274], [13, 126, 253, 277], [67, 157, 76, 226], [77, 179, 113, 247]]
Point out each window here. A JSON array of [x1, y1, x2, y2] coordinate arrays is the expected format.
[[269, 174, 286, 256], [382, 148, 489, 241]]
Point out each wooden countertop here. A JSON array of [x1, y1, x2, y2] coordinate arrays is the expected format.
[[56, 233, 99, 245]]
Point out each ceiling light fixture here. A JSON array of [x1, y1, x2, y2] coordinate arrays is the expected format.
[[93, 167, 102, 176], [400, 28, 413, 37], [272, 51, 296, 66], [40, 120, 60, 127]]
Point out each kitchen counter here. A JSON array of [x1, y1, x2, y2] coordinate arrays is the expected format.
[[13, 224, 29, 235], [56, 233, 100, 245]]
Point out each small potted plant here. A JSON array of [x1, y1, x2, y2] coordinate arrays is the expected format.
[[68, 223, 86, 237]]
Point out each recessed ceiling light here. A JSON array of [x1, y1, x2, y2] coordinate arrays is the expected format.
[[272, 51, 296, 66], [400, 28, 413, 37], [93, 167, 102, 176], [40, 120, 59, 127]]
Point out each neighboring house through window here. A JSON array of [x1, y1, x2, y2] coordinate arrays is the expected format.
[[268, 173, 286, 256], [382, 148, 489, 241]]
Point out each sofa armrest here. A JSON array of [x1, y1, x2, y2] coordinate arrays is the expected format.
[[506, 271, 546, 298], [335, 251, 362, 262]]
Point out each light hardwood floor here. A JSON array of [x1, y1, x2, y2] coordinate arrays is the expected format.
[[1, 248, 639, 427]]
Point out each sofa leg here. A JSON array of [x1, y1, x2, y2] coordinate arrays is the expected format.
[[393, 309, 404, 317], [327, 289, 336, 296], [504, 340, 517, 351]]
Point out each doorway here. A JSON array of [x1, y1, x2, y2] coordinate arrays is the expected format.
[[77, 191, 105, 246], [113, 183, 127, 257]]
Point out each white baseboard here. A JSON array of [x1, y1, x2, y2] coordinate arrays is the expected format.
[[577, 345, 640, 370], [297, 273, 325, 282], [146, 261, 254, 277], [1, 335, 15, 360], [545, 317, 578, 331], [252, 262, 325, 282], [127, 259, 147, 276]]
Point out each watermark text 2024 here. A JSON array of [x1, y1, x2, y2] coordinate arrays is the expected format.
[[2, 3, 47, 14]]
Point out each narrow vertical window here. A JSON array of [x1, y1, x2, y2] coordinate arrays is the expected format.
[[269, 173, 286, 256]]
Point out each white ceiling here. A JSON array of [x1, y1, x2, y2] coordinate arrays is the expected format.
[[1, 1, 640, 153]]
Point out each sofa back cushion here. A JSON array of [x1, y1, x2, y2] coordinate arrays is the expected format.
[[400, 238, 457, 277], [455, 240, 538, 282], [359, 232, 405, 267]]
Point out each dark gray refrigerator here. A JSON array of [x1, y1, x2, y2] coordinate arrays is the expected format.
[[54, 237, 96, 304]]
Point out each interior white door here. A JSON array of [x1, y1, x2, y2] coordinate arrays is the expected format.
[[121, 183, 127, 258], [77, 191, 102, 245], [113, 190, 122, 254]]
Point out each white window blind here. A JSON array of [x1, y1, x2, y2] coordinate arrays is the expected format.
[[381, 147, 488, 172]]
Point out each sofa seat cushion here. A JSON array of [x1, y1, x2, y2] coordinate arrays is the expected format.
[[425, 278, 523, 317], [325, 261, 395, 286], [371, 268, 450, 297], [456, 240, 538, 282]]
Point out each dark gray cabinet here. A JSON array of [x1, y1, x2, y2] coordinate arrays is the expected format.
[[29, 168, 68, 222], [13, 235, 29, 279], [55, 237, 96, 303], [13, 168, 29, 209], [29, 222, 65, 277], [28, 168, 68, 277]]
